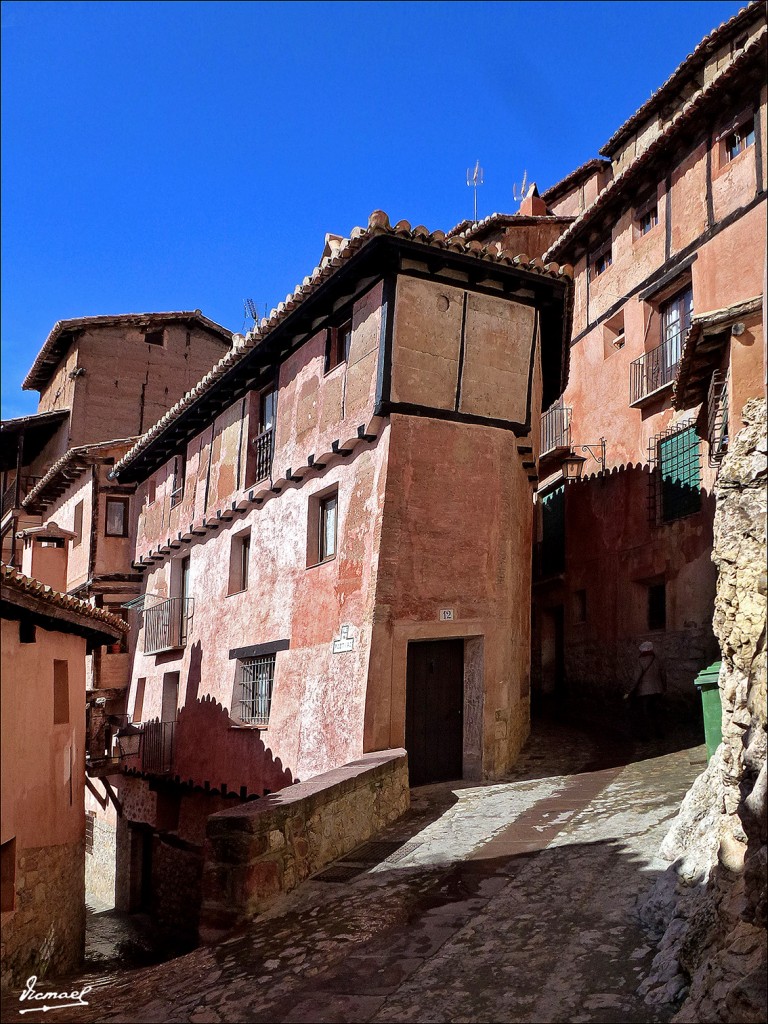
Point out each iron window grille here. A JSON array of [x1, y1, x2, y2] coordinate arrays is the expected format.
[[238, 653, 276, 727], [647, 420, 702, 524], [707, 369, 729, 466]]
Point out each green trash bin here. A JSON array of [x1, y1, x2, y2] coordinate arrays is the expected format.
[[694, 661, 722, 761]]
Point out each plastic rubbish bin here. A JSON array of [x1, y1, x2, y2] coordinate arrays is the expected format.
[[694, 661, 722, 761]]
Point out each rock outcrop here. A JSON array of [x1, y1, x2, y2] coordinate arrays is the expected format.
[[640, 397, 767, 1022]]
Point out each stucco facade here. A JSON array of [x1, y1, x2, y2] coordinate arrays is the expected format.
[[532, 4, 766, 713], [0, 568, 125, 990]]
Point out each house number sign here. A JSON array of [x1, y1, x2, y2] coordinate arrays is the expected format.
[[332, 624, 355, 654], [439, 609, 455, 621]]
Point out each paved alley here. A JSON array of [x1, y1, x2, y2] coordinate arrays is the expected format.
[[3, 722, 706, 1024]]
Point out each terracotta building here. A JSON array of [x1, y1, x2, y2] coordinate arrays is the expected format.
[[107, 211, 572, 933], [0, 565, 126, 991], [530, 2, 766, 713], [0, 313, 233, 910]]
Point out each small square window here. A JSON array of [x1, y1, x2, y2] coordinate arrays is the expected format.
[[589, 242, 612, 280], [637, 206, 658, 236], [105, 497, 129, 537], [325, 318, 353, 372], [724, 118, 755, 162], [144, 329, 165, 346], [236, 654, 275, 726]]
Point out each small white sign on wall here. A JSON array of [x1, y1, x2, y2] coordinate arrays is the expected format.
[[332, 624, 355, 654], [439, 608, 455, 621]]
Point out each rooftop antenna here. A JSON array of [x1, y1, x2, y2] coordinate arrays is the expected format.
[[512, 170, 529, 204], [466, 160, 484, 221], [243, 298, 259, 333]]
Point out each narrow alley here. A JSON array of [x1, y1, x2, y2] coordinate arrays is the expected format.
[[2, 720, 706, 1024]]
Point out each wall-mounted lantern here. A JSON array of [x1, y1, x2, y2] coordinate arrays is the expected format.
[[116, 723, 143, 761], [562, 439, 607, 482]]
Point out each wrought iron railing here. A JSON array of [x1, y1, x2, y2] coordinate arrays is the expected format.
[[141, 720, 175, 774], [143, 597, 193, 654], [252, 428, 273, 483], [707, 369, 729, 466], [540, 404, 572, 457], [629, 332, 683, 404], [1, 475, 41, 517]]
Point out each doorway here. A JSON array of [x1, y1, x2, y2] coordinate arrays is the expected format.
[[405, 638, 464, 785]]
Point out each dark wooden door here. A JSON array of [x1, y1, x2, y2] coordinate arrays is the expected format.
[[406, 639, 464, 786]]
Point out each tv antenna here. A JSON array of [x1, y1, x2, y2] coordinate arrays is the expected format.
[[466, 160, 484, 221], [243, 298, 264, 332], [513, 170, 529, 203]]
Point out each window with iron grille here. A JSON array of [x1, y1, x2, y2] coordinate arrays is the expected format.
[[237, 654, 275, 726], [648, 421, 701, 524], [85, 811, 96, 854]]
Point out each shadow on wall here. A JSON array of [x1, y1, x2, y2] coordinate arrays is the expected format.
[[174, 694, 295, 798], [534, 458, 719, 722]]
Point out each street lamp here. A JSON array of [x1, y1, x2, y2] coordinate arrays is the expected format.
[[562, 439, 607, 482], [116, 723, 143, 761]]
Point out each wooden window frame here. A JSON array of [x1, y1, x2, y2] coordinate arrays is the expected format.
[[325, 317, 353, 373], [170, 455, 185, 509], [588, 239, 612, 280], [105, 497, 130, 537], [227, 529, 251, 596], [73, 499, 84, 547]]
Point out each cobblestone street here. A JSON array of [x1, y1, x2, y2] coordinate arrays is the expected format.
[[2, 721, 706, 1024]]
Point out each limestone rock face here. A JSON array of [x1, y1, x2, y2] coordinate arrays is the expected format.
[[641, 398, 767, 1022]]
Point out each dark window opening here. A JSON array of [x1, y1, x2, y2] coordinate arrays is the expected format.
[[73, 500, 84, 547], [1, 838, 16, 912], [170, 456, 185, 508], [648, 583, 666, 631], [725, 118, 755, 162], [144, 329, 165, 346], [19, 620, 36, 644], [589, 242, 612, 279], [325, 318, 353, 372], [638, 206, 658, 235]]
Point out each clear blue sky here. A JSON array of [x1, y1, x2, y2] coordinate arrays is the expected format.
[[1, 0, 745, 418]]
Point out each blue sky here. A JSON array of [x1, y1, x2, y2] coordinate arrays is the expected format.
[[1, 0, 745, 418]]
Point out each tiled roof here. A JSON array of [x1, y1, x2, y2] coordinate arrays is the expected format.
[[599, 1, 764, 157], [540, 159, 612, 205], [673, 296, 763, 409], [1, 563, 129, 635], [444, 211, 574, 241], [23, 311, 234, 392], [113, 209, 573, 478], [22, 438, 138, 512], [544, 28, 767, 264]]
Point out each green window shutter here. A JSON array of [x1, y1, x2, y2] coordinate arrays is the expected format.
[[659, 426, 700, 522]]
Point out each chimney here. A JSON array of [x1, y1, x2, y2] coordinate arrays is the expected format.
[[519, 182, 548, 217]]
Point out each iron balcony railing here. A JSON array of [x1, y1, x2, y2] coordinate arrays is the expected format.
[[540, 404, 572, 457], [1, 475, 41, 517], [252, 428, 273, 483], [141, 720, 175, 774], [143, 597, 193, 654], [630, 332, 683, 405]]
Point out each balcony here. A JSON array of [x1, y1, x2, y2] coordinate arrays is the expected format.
[[253, 427, 273, 482], [140, 720, 175, 774], [1, 475, 42, 518], [143, 597, 193, 654], [630, 333, 683, 405], [540, 404, 572, 458]]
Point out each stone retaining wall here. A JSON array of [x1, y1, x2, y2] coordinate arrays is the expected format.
[[641, 398, 767, 1021], [1, 840, 85, 992], [199, 748, 409, 942]]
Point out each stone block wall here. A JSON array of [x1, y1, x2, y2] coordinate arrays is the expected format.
[[199, 749, 409, 942], [152, 836, 203, 940], [1, 840, 85, 992]]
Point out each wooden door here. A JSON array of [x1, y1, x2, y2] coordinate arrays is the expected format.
[[406, 639, 464, 785]]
